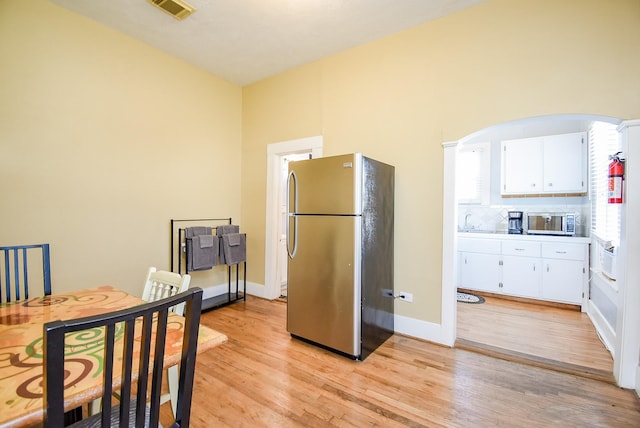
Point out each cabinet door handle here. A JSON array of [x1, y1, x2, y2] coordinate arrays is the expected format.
[[548, 182, 553, 187], [547, 265, 550, 272], [555, 251, 567, 254], [515, 248, 525, 251], [533, 265, 536, 271]]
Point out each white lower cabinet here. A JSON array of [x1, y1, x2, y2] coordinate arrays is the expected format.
[[459, 238, 501, 293], [540, 242, 587, 304], [541, 259, 584, 303], [460, 252, 501, 293], [458, 236, 588, 307], [502, 256, 541, 298], [501, 240, 541, 298]]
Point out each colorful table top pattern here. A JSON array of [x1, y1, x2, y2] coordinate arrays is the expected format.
[[0, 286, 226, 428]]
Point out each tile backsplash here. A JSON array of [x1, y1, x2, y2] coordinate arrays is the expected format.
[[458, 204, 589, 236]]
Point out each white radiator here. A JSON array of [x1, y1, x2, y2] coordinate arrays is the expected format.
[[599, 245, 617, 280]]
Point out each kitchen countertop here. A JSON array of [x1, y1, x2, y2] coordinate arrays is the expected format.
[[457, 230, 591, 244]]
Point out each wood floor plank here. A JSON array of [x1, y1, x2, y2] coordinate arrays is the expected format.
[[456, 294, 614, 376], [168, 296, 640, 427]]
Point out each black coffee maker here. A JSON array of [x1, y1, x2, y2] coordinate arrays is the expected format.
[[508, 211, 523, 234]]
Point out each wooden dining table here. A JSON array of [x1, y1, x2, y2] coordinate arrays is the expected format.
[[0, 285, 227, 428]]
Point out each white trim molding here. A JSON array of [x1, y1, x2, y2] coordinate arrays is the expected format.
[[201, 281, 265, 300], [614, 119, 640, 389], [440, 141, 459, 347], [587, 300, 616, 355]]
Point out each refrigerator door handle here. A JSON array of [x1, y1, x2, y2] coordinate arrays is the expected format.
[[286, 170, 298, 258]]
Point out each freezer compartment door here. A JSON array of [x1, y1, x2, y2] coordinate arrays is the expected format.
[[287, 215, 360, 357], [288, 153, 360, 215]]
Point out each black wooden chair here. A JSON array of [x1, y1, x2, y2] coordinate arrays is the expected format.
[[43, 288, 203, 428], [0, 243, 52, 303]]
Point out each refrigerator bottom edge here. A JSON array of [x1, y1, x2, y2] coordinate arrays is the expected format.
[[290, 334, 360, 360], [288, 318, 395, 361]]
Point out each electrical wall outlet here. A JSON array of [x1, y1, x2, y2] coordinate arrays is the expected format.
[[398, 291, 413, 302]]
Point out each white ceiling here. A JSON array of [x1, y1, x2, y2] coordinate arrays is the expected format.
[[49, 0, 485, 86]]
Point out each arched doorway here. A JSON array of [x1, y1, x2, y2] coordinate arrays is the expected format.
[[440, 114, 640, 387]]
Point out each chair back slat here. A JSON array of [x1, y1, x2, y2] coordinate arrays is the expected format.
[[3, 250, 11, 300], [142, 267, 191, 315], [0, 244, 52, 302], [135, 313, 153, 426], [17, 248, 25, 299], [149, 309, 169, 427], [43, 288, 203, 428], [118, 318, 136, 426], [42, 244, 51, 296], [102, 324, 116, 427]]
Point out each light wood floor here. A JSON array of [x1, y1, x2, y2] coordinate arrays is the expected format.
[[166, 296, 640, 427], [456, 294, 615, 383]]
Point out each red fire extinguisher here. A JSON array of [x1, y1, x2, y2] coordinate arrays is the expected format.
[[608, 152, 624, 204]]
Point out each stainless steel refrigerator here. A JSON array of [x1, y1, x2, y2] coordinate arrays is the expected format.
[[286, 153, 394, 360]]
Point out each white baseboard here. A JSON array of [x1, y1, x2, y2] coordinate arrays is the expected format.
[[587, 300, 616, 357], [200, 281, 266, 300], [245, 281, 267, 298], [394, 313, 452, 347]]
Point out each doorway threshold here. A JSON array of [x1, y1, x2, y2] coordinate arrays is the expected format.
[[455, 338, 616, 384]]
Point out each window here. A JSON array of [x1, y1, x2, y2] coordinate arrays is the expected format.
[[589, 122, 621, 247], [457, 142, 490, 205]]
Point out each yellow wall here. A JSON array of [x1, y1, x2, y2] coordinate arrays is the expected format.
[[2, 0, 639, 327], [242, 0, 640, 322], [0, 0, 242, 296]]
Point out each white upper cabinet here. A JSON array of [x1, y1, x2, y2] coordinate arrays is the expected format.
[[542, 133, 587, 193], [501, 136, 544, 194], [501, 132, 587, 196]]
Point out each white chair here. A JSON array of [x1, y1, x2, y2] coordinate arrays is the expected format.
[[141, 267, 191, 417], [142, 267, 191, 316]]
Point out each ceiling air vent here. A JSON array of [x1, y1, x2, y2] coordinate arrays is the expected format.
[[149, 0, 195, 20]]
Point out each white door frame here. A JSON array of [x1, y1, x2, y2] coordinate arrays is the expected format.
[[264, 136, 323, 300], [614, 119, 640, 389], [440, 141, 459, 347]]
